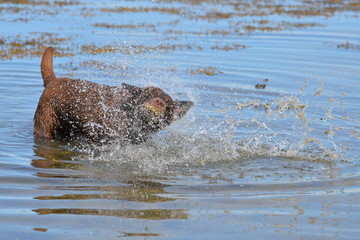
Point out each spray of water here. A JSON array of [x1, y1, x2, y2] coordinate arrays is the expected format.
[[234, 74, 354, 162], [63, 46, 357, 177]]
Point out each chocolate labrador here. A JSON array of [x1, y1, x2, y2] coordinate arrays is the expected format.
[[34, 47, 193, 143]]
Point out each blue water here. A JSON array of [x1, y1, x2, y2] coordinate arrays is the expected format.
[[1, 0, 360, 239]]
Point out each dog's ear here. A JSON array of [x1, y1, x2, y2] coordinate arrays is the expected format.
[[122, 83, 143, 97], [171, 100, 194, 120]]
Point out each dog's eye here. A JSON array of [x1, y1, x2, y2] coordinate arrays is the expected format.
[[154, 99, 166, 109]]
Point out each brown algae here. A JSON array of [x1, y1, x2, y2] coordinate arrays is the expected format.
[[189, 66, 223, 76], [0, 33, 73, 60]]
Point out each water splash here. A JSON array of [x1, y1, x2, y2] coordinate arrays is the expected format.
[[61, 47, 358, 177], [233, 74, 357, 162]]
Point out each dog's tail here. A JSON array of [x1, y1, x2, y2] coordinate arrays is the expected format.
[[41, 47, 56, 87]]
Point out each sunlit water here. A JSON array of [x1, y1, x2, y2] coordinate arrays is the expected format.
[[1, 0, 360, 239]]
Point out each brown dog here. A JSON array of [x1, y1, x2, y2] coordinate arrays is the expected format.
[[34, 47, 193, 143]]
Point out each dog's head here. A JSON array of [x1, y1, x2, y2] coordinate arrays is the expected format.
[[122, 83, 193, 132]]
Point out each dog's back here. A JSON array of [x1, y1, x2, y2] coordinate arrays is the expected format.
[[34, 47, 146, 142], [34, 49, 132, 141]]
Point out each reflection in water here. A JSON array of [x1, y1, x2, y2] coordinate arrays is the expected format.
[[34, 182, 176, 203], [33, 208, 188, 220], [33, 228, 48, 232], [31, 138, 186, 226], [32, 140, 85, 179], [32, 140, 82, 169]]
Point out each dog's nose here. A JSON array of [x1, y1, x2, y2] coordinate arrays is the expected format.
[[171, 100, 194, 120]]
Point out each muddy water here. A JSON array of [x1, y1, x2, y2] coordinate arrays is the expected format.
[[1, 0, 360, 239]]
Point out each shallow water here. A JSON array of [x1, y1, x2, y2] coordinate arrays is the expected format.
[[1, 0, 360, 239]]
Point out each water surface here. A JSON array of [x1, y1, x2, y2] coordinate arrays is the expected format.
[[1, 0, 360, 239]]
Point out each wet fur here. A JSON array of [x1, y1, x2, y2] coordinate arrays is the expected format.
[[34, 47, 193, 143]]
